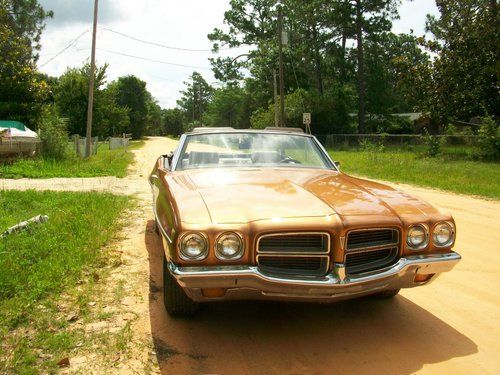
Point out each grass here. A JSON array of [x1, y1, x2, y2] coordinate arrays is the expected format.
[[0, 190, 130, 374], [0, 141, 144, 179], [328, 146, 500, 199]]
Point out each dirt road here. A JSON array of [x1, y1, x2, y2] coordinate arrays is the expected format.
[[11, 137, 495, 373], [120, 137, 497, 375]]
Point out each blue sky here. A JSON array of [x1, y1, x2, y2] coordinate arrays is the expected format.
[[38, 0, 439, 108]]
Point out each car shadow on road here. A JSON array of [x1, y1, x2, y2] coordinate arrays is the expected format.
[[145, 220, 477, 374]]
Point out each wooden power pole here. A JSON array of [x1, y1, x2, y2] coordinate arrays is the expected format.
[[273, 69, 279, 127], [278, 5, 286, 127], [85, 0, 99, 158]]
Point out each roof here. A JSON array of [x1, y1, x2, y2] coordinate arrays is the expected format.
[[0, 121, 26, 131], [187, 127, 308, 136]]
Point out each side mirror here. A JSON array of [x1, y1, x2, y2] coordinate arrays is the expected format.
[[334, 160, 341, 170], [162, 151, 174, 170]]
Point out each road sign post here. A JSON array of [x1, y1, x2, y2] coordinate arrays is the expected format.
[[303, 113, 311, 134]]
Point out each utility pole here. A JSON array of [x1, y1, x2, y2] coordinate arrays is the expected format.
[[278, 5, 286, 127], [273, 69, 279, 127], [85, 0, 99, 158]]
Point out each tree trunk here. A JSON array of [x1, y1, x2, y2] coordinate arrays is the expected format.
[[339, 0, 349, 85], [311, 24, 324, 95], [355, 0, 366, 134], [340, 32, 347, 84]]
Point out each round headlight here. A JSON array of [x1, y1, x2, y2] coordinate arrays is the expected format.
[[179, 233, 208, 260], [407, 225, 429, 250], [216, 233, 244, 260], [433, 222, 454, 247]]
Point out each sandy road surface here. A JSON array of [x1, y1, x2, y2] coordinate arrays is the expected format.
[[4, 137, 498, 373]]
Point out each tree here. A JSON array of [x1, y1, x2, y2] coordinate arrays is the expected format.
[[162, 108, 184, 137], [1, 0, 53, 59], [108, 75, 149, 139], [145, 92, 163, 136], [364, 32, 430, 116], [55, 63, 129, 138], [423, 0, 499, 123], [177, 72, 213, 125], [204, 85, 250, 128], [0, 1, 52, 127], [346, 0, 400, 133]]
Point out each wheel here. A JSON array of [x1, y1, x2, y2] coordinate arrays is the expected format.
[[374, 289, 400, 299], [163, 257, 199, 316]]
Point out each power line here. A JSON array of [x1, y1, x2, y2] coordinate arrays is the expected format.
[[100, 27, 240, 52], [38, 30, 90, 68], [97, 48, 212, 70]]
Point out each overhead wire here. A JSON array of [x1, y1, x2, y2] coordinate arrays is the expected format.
[[96, 48, 212, 70], [38, 30, 90, 68], [99, 27, 242, 52]]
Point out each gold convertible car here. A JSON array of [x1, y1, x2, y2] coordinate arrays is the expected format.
[[150, 128, 461, 316]]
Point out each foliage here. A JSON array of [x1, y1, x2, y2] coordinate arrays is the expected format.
[[475, 116, 500, 161], [177, 72, 213, 124], [358, 138, 385, 153], [161, 108, 184, 137], [38, 107, 69, 160], [421, 128, 443, 157], [0, 1, 48, 128], [0, 141, 144, 178], [145, 92, 163, 136], [108, 75, 149, 139], [54, 64, 131, 138], [329, 147, 500, 199], [205, 0, 429, 134], [0, 0, 53, 58], [0, 190, 128, 373], [204, 84, 249, 128], [420, 0, 499, 124]]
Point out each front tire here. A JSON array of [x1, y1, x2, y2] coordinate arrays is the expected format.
[[163, 257, 199, 316]]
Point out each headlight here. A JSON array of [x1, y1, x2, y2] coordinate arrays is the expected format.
[[433, 222, 454, 247], [216, 232, 244, 260], [179, 233, 208, 260], [407, 224, 429, 250]]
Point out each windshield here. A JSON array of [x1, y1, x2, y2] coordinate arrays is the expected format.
[[176, 132, 332, 171]]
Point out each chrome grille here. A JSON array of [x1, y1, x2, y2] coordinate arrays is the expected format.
[[345, 247, 398, 275], [257, 233, 330, 277], [258, 233, 329, 254], [257, 255, 329, 276], [345, 229, 400, 275], [347, 229, 398, 251]]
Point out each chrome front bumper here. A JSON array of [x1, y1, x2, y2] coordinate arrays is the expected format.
[[169, 252, 461, 302]]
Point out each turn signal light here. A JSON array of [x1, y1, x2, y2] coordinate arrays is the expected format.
[[414, 273, 435, 283], [201, 288, 227, 298]]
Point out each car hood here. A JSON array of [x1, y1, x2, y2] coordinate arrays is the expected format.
[[171, 168, 440, 224]]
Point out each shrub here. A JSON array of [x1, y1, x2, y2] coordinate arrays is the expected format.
[[358, 138, 385, 153], [421, 129, 443, 157], [38, 109, 70, 160], [475, 116, 500, 161]]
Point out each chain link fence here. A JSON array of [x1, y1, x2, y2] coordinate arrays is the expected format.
[[315, 134, 479, 149]]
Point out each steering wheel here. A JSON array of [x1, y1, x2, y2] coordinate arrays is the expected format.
[[279, 156, 302, 164]]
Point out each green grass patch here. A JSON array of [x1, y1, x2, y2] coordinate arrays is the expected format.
[[0, 141, 144, 179], [0, 190, 130, 373], [329, 147, 500, 199]]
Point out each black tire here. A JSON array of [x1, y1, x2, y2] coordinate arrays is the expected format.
[[374, 289, 400, 299], [163, 257, 199, 316]]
